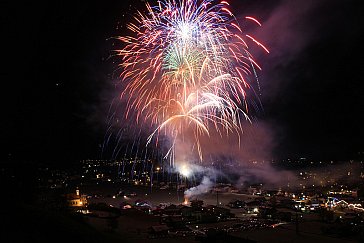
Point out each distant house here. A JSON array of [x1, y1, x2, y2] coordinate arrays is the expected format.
[[190, 199, 204, 210], [120, 201, 132, 209], [179, 205, 194, 217], [228, 200, 245, 208], [259, 206, 277, 219], [149, 225, 169, 238], [205, 205, 233, 219], [65, 189, 87, 207], [161, 214, 185, 228], [248, 184, 263, 195], [245, 199, 261, 212], [164, 204, 180, 215]]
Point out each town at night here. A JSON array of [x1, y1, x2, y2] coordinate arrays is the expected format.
[[1, 0, 363, 242]]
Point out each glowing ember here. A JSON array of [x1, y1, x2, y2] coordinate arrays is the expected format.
[[183, 197, 189, 205]]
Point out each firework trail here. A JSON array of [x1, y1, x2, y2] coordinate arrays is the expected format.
[[115, 0, 268, 168]]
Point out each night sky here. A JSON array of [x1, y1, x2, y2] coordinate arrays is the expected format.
[[2, 0, 363, 165]]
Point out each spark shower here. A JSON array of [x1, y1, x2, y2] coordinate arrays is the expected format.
[[115, 0, 268, 177]]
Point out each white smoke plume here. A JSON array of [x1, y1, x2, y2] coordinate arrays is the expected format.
[[184, 176, 213, 199]]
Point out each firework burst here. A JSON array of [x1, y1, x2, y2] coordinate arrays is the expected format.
[[116, 0, 268, 164]]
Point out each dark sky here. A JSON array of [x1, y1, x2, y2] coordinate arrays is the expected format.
[[2, 0, 363, 164]]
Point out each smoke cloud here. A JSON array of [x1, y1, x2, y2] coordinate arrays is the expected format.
[[184, 176, 213, 199]]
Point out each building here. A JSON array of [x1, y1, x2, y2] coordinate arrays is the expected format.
[[65, 188, 87, 207]]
